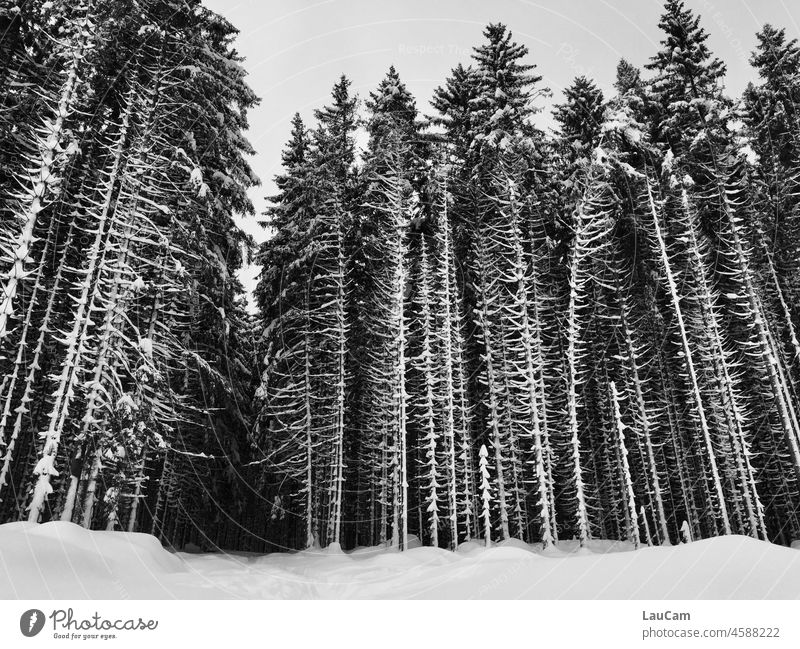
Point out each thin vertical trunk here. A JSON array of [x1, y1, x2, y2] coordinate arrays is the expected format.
[[80, 451, 102, 528], [619, 293, 670, 544], [565, 205, 591, 547], [479, 444, 492, 547], [640, 506, 653, 547], [329, 207, 347, 548], [126, 442, 148, 533], [303, 288, 315, 549], [397, 220, 408, 551], [611, 381, 640, 549], [434, 192, 461, 548], [418, 242, 440, 548], [475, 227, 510, 541], [506, 181, 553, 548], [645, 180, 731, 534]]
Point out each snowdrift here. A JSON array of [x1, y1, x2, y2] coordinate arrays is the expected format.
[[1, 522, 798, 599]]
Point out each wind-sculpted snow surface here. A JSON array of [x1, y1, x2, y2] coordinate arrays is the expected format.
[[1, 523, 798, 599]]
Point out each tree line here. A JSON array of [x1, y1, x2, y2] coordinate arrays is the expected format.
[[252, 2, 800, 552], [2, 0, 800, 554]]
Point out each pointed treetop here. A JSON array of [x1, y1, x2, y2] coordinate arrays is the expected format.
[[645, 0, 729, 151], [366, 66, 419, 145], [751, 24, 800, 84], [432, 63, 479, 113], [313, 75, 359, 181], [431, 63, 481, 152], [314, 75, 358, 132], [280, 113, 308, 171], [614, 58, 642, 96], [553, 76, 606, 153], [743, 23, 800, 161], [320, 75, 356, 111], [472, 22, 533, 76], [470, 22, 544, 145], [646, 0, 726, 91], [265, 113, 312, 232], [368, 66, 416, 116]]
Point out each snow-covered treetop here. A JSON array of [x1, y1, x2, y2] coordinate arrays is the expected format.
[[554, 76, 606, 154], [366, 66, 419, 147], [431, 63, 481, 155], [470, 23, 546, 150], [750, 24, 800, 85], [614, 59, 643, 97], [647, 0, 726, 88], [645, 0, 731, 155], [312, 75, 359, 183]]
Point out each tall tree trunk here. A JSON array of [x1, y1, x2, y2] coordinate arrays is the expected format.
[[645, 180, 731, 534]]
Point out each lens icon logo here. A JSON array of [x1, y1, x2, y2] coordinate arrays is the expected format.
[[20, 609, 45, 637]]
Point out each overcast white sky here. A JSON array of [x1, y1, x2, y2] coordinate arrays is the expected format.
[[202, 0, 799, 302]]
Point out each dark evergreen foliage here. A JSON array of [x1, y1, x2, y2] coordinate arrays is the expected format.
[[4, 0, 800, 553]]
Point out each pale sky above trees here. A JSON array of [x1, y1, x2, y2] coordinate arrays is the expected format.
[[204, 0, 798, 296]]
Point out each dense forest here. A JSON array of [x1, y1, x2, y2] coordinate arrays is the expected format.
[[0, 0, 258, 546], [2, 0, 800, 554]]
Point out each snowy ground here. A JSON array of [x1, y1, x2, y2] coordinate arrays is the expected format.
[[1, 522, 798, 599]]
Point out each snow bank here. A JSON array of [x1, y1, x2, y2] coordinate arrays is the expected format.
[[1, 522, 798, 599]]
